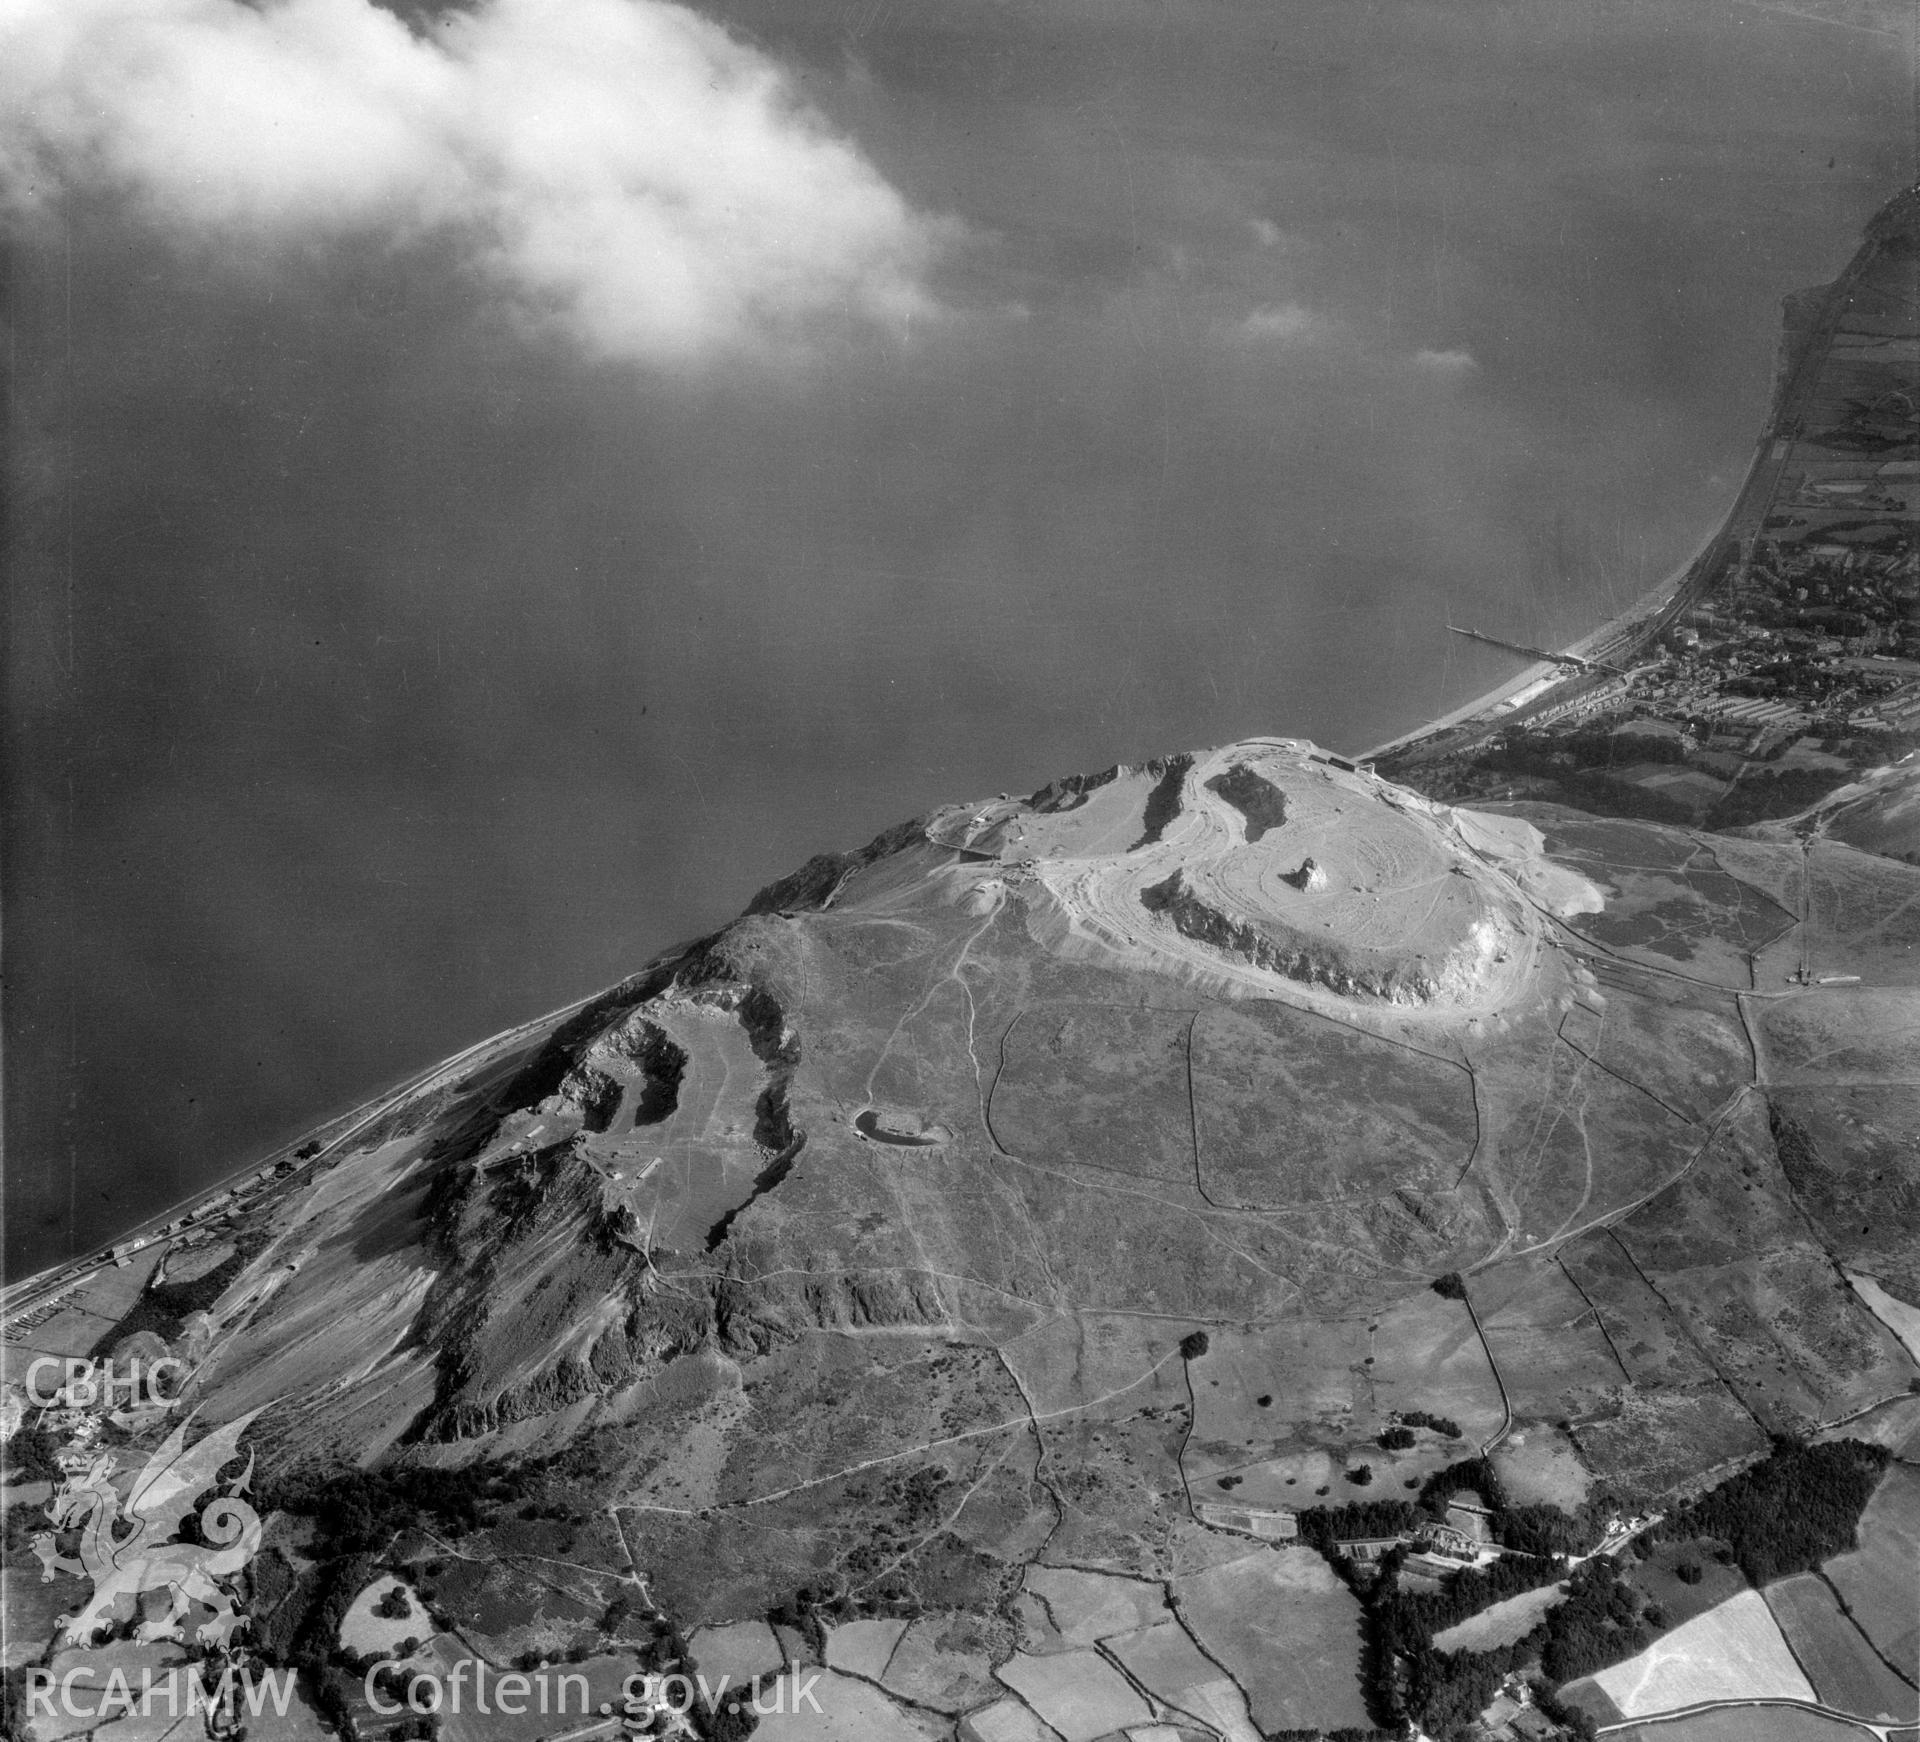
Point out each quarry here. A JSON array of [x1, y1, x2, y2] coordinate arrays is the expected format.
[[928, 739, 1589, 1023], [5, 189, 1920, 1742]]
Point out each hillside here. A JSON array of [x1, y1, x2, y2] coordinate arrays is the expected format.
[[6, 203, 1920, 1742]]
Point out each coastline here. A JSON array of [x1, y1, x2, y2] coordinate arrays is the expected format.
[[2, 195, 1902, 1322], [1359, 194, 1894, 768]]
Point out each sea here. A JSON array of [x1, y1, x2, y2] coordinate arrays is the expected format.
[[4, 0, 1913, 1273]]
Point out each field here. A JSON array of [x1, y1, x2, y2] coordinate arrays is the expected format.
[[1184, 1295, 1503, 1502], [1491, 1424, 1592, 1507], [338, 1575, 428, 1659], [1468, 1012, 1705, 1249], [1820, 1463, 1920, 1679], [421, 1643, 642, 1742], [1609, 1097, 1920, 1429], [1587, 1588, 1814, 1717], [1567, 981, 1750, 1122], [1172, 1547, 1369, 1734], [1850, 1272, 1920, 1361], [0, 1244, 168, 1374], [1797, 841, 1920, 987], [880, 1612, 1002, 1713], [826, 1618, 909, 1679], [688, 1619, 785, 1686], [1817, 1394, 1920, 1458], [1770, 1086, 1920, 1301], [1613, 1709, 1865, 1742], [1189, 998, 1477, 1207], [716, 1336, 1023, 1506], [1622, 1538, 1746, 1631], [1561, 1230, 1724, 1392], [1102, 1619, 1262, 1742], [993, 1649, 1153, 1741], [988, 1004, 1197, 1183], [960, 1698, 1057, 1742], [1568, 1382, 1767, 1502], [1, 1565, 90, 1670], [1758, 986, 1920, 1083], [1764, 1573, 1919, 1724], [1431, 1582, 1567, 1652], [1526, 813, 1796, 988], [1021, 1566, 1165, 1646], [245, 1685, 337, 1742], [25, 1642, 195, 1742], [752, 1668, 933, 1742], [1027, 1414, 1184, 1575], [996, 1310, 1196, 1418], [1473, 1259, 1627, 1419]]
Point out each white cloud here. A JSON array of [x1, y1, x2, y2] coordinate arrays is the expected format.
[[0, 0, 948, 365], [1234, 301, 1330, 345], [1413, 347, 1478, 375]]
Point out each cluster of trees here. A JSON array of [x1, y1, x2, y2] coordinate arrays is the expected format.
[[1297, 1455, 1629, 1735], [1326, 1439, 1890, 1737], [101, 1247, 249, 1349], [1414, 1456, 1606, 1557], [1415, 1456, 1501, 1517], [1297, 1456, 1607, 1570], [1376, 1546, 1562, 1641], [7, 1422, 65, 1483], [1705, 766, 1857, 829], [1400, 1410, 1463, 1439], [1379, 1556, 1644, 1737], [1496, 1501, 1600, 1560], [1484, 728, 1690, 776], [248, 1453, 610, 1740], [1535, 1557, 1657, 1683], [264, 1548, 382, 1741], [1449, 733, 1714, 826], [1656, 1437, 1890, 1584], [1293, 1498, 1418, 1552], [262, 1461, 528, 1557]]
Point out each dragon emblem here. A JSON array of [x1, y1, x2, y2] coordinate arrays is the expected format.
[[31, 1409, 265, 1649]]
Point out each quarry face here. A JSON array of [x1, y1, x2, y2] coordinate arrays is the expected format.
[[931, 738, 1602, 1020], [11, 726, 1920, 1742], [13, 195, 1920, 1742]]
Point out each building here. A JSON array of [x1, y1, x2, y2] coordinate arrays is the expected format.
[[1334, 1535, 1404, 1563], [1196, 1501, 1297, 1541], [1423, 1523, 1481, 1561]]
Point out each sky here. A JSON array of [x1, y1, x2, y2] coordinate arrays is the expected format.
[[2, 0, 1914, 1272]]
